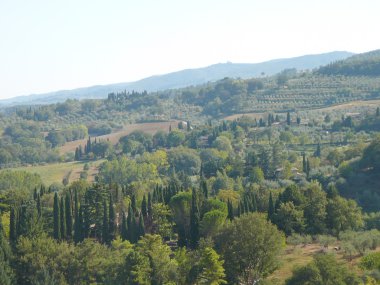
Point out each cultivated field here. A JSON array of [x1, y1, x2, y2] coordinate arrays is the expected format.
[[12, 160, 104, 186], [59, 120, 178, 155], [223, 99, 380, 121]]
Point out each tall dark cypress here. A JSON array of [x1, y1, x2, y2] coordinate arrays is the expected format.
[[147, 193, 152, 217], [201, 180, 208, 199], [268, 192, 275, 220], [189, 188, 200, 249], [9, 207, 17, 243], [102, 201, 109, 244], [83, 198, 90, 238], [36, 194, 41, 217], [65, 193, 73, 239], [302, 153, 307, 173], [109, 194, 116, 241], [74, 205, 84, 244], [53, 193, 60, 240], [73, 190, 80, 243], [141, 195, 147, 218], [138, 213, 145, 239], [252, 194, 257, 212], [120, 211, 128, 241], [126, 205, 133, 242], [60, 197, 66, 240], [131, 195, 137, 214], [227, 200, 234, 221]]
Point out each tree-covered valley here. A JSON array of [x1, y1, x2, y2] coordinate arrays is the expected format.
[[0, 50, 380, 284]]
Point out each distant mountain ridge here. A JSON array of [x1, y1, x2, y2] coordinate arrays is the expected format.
[[0, 51, 354, 106]]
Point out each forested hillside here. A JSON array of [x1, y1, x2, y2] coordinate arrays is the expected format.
[[318, 49, 380, 76], [0, 51, 380, 284]]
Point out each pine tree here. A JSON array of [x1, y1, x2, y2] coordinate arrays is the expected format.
[[268, 192, 275, 221], [60, 197, 66, 240], [227, 200, 234, 220], [109, 194, 116, 241], [65, 193, 72, 239], [141, 195, 147, 218], [190, 188, 200, 249], [102, 200, 109, 244], [53, 193, 60, 240], [120, 211, 128, 241]]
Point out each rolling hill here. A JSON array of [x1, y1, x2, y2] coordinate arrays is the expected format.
[[0, 51, 353, 106]]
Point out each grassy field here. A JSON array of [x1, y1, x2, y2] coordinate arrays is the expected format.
[[59, 120, 179, 155], [268, 243, 378, 284], [11, 160, 104, 186]]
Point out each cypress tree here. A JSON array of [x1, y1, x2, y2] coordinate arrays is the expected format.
[[109, 194, 116, 241], [83, 198, 90, 238], [60, 197, 66, 240], [315, 143, 321, 158], [306, 158, 311, 178], [189, 188, 200, 249], [102, 201, 109, 244], [79, 206, 84, 242], [36, 194, 41, 217], [141, 195, 147, 218], [73, 190, 80, 243], [302, 153, 307, 173], [0, 212, 14, 285], [65, 193, 72, 239], [138, 213, 145, 239], [120, 211, 128, 241], [147, 193, 152, 217], [239, 200, 245, 215], [201, 180, 208, 199], [377, 107, 380, 117], [33, 188, 38, 201], [9, 207, 17, 243], [131, 213, 138, 244], [237, 203, 241, 217], [252, 194, 257, 212], [287, 111, 291, 125], [126, 205, 133, 243], [131, 195, 137, 214], [268, 192, 275, 220], [227, 200, 234, 221], [74, 206, 84, 244], [53, 193, 60, 240]]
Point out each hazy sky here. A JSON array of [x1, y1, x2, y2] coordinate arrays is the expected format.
[[0, 0, 379, 99]]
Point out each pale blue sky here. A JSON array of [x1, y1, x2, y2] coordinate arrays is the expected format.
[[0, 0, 379, 99]]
